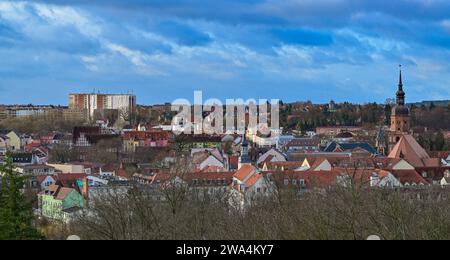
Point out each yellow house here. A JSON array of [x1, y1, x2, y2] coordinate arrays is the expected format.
[[6, 131, 21, 151]]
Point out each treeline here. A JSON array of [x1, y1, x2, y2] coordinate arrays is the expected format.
[[281, 102, 386, 132], [411, 106, 450, 131], [280, 102, 450, 132], [51, 183, 450, 240], [0, 115, 85, 134], [417, 131, 450, 151]]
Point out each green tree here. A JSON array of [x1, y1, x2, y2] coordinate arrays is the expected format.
[[0, 153, 42, 240], [434, 132, 446, 151]]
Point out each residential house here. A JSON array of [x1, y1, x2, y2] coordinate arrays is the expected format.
[[73, 126, 119, 147], [337, 169, 402, 188], [184, 135, 223, 150], [47, 163, 85, 174], [440, 170, 450, 186], [6, 131, 21, 151], [257, 148, 287, 167], [15, 164, 56, 176], [262, 161, 304, 171], [388, 135, 445, 184], [39, 183, 86, 222], [230, 165, 271, 208], [324, 141, 378, 157], [247, 128, 279, 149], [40, 132, 65, 145], [36, 175, 57, 190], [122, 130, 169, 152], [138, 171, 234, 200], [0, 135, 8, 155], [285, 137, 320, 152], [11, 153, 37, 166], [276, 135, 295, 151], [191, 148, 226, 171], [87, 175, 109, 187], [333, 132, 355, 142], [316, 126, 363, 137]]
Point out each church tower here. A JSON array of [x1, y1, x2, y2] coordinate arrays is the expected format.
[[388, 65, 410, 152], [239, 132, 251, 168]]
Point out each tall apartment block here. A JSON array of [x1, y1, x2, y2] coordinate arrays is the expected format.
[[69, 93, 137, 121]]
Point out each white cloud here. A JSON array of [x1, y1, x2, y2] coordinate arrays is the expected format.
[[34, 4, 102, 38], [106, 43, 167, 76]]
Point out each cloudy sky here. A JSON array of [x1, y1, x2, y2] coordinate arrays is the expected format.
[[0, 0, 450, 105]]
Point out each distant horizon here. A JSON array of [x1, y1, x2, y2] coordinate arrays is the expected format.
[[1, 95, 449, 107]]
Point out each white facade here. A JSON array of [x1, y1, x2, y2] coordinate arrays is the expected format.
[[47, 163, 85, 174], [257, 148, 286, 165], [70, 93, 136, 120], [199, 155, 225, 171], [0, 136, 8, 155]]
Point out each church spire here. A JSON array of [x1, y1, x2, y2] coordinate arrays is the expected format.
[[396, 65, 405, 106]]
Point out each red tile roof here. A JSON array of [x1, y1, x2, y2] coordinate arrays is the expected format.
[[388, 135, 431, 167], [390, 170, 429, 185], [264, 161, 304, 171], [55, 173, 87, 181], [234, 164, 257, 182]]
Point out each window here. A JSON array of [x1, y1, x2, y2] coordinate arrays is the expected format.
[[299, 179, 306, 188], [284, 179, 289, 186], [292, 179, 297, 185]]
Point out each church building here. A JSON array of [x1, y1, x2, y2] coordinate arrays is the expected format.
[[388, 66, 411, 153]]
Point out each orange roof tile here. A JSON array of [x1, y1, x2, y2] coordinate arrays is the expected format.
[[390, 170, 429, 185], [388, 135, 430, 167], [234, 164, 257, 182]]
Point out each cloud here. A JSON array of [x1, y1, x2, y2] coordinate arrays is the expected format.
[[1, 0, 450, 105]]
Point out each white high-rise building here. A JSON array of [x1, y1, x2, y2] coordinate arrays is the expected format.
[[69, 93, 136, 120]]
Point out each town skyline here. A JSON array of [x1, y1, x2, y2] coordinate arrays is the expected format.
[[1, 0, 450, 243]]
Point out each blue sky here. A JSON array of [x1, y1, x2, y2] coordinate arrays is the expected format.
[[0, 0, 450, 105]]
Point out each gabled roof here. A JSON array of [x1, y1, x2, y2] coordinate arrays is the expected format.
[[234, 164, 258, 182], [336, 169, 393, 185], [324, 142, 378, 154], [55, 187, 75, 201], [55, 173, 87, 181], [42, 184, 80, 201], [36, 175, 55, 184], [286, 137, 320, 147], [264, 161, 304, 171], [309, 158, 330, 170], [287, 151, 352, 162], [389, 170, 429, 185], [388, 135, 431, 167]]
